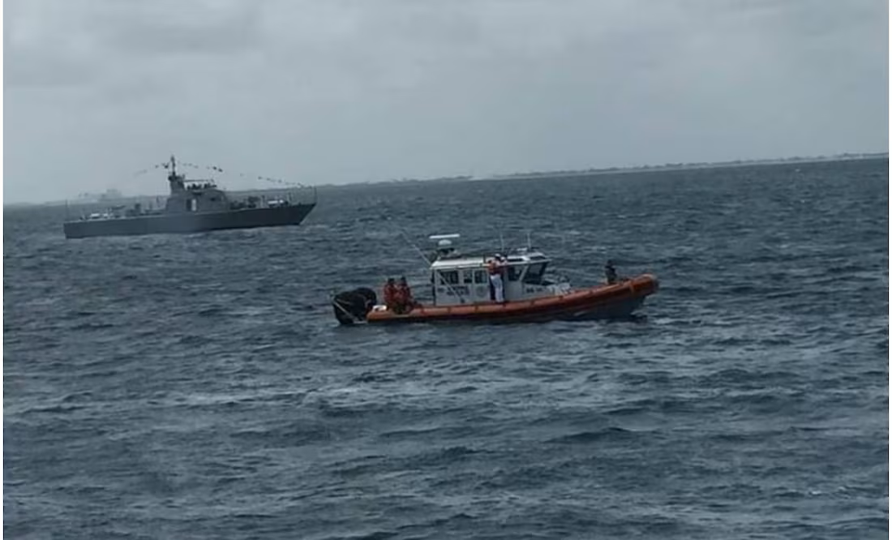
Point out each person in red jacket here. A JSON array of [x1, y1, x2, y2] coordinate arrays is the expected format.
[[383, 278, 398, 310], [395, 276, 416, 313], [396, 276, 418, 313]]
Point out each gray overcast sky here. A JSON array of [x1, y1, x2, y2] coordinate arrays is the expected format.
[[4, 0, 889, 203]]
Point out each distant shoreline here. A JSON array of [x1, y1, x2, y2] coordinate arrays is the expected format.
[[482, 152, 889, 181], [6, 152, 887, 208]]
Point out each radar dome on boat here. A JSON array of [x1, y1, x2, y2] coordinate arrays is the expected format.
[[429, 233, 460, 242]]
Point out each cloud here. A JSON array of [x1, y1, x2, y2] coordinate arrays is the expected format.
[[4, 0, 888, 203], [87, 0, 264, 58]]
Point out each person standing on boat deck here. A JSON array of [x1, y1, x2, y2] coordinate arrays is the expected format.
[[396, 276, 416, 313], [488, 255, 506, 303], [393, 283, 406, 314], [383, 278, 398, 310], [605, 260, 618, 285]]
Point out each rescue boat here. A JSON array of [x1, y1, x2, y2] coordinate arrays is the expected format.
[[332, 234, 658, 325]]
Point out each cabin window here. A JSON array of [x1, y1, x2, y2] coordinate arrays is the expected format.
[[523, 263, 548, 284], [474, 270, 488, 284], [438, 270, 459, 285], [463, 271, 473, 284], [507, 265, 523, 282]]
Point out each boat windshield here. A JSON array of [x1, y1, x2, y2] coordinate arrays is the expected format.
[[507, 265, 523, 281], [522, 262, 549, 285]]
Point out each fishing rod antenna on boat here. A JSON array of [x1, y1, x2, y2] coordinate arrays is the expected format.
[[384, 220, 468, 303], [386, 217, 434, 269]]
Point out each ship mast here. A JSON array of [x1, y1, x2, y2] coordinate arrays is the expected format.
[[167, 154, 185, 193]]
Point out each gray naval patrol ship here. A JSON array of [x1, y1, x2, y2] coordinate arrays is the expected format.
[[64, 156, 316, 239]]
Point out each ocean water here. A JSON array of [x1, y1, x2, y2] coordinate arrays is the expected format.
[[4, 159, 888, 539]]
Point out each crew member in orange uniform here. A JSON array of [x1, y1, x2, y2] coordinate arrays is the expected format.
[[383, 278, 398, 310], [395, 276, 416, 313]]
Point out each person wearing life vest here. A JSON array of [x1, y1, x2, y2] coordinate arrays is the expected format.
[[395, 276, 415, 313], [488, 254, 506, 303], [383, 278, 398, 310]]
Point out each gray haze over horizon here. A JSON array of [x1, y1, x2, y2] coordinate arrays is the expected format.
[[5, 0, 889, 204]]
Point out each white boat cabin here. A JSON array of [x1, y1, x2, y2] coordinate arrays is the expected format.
[[427, 234, 570, 307]]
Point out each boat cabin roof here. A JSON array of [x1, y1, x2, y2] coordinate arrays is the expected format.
[[425, 233, 551, 271], [430, 250, 550, 270]]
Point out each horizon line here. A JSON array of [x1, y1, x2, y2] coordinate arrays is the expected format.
[[6, 150, 888, 207]]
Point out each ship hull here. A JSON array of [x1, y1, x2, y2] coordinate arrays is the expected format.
[[361, 274, 658, 325], [63, 204, 315, 239]]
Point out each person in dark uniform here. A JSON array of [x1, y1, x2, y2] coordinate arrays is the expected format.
[[605, 260, 618, 285]]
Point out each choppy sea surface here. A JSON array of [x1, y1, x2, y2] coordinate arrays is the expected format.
[[4, 159, 889, 539]]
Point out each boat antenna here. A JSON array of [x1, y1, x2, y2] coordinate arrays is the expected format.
[[387, 218, 433, 268], [527, 231, 532, 250], [386, 218, 467, 303]]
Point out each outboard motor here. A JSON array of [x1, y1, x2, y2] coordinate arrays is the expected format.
[[332, 287, 378, 325]]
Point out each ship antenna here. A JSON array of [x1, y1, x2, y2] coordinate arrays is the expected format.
[[527, 231, 532, 250]]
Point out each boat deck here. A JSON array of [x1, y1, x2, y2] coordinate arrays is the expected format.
[[366, 274, 658, 324]]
